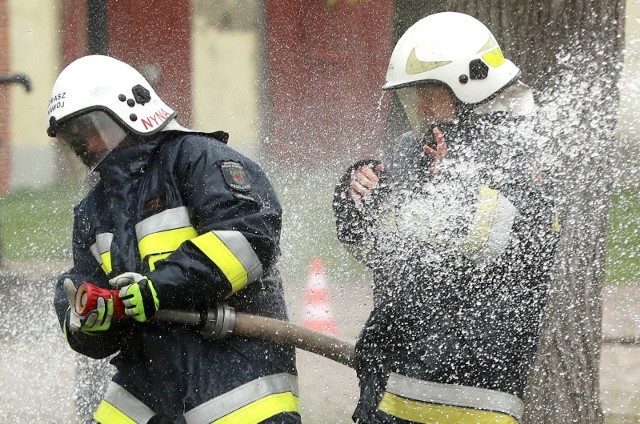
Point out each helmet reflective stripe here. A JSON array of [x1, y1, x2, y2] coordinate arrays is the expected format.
[[405, 49, 451, 75], [47, 55, 176, 137], [383, 12, 520, 105]]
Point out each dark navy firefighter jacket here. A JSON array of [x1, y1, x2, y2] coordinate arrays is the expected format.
[[53, 130, 301, 424], [333, 117, 560, 424]]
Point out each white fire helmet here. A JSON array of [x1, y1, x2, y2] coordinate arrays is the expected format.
[[384, 12, 520, 103], [384, 12, 535, 137], [47, 55, 176, 167]]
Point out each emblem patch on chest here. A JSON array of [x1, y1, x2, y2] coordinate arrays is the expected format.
[[221, 161, 251, 192]]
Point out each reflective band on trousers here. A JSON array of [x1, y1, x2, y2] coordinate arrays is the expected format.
[[378, 373, 523, 424], [190, 230, 263, 295], [90, 232, 114, 275], [184, 373, 300, 424], [94, 382, 156, 424]]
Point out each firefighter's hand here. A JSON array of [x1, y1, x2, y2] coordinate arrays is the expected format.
[[423, 127, 447, 174], [348, 163, 384, 203], [64, 278, 114, 333], [109, 272, 159, 322]]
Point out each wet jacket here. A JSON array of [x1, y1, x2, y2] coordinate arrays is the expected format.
[[53, 130, 300, 423], [333, 119, 559, 423]]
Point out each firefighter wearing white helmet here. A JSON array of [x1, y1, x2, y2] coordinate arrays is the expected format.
[[333, 12, 559, 424], [385, 11, 535, 140], [50, 55, 301, 423], [47, 55, 178, 168]]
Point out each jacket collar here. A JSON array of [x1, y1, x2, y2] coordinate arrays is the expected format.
[[95, 135, 164, 183]]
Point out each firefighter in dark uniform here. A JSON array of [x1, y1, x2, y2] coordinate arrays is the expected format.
[[48, 55, 301, 424], [333, 13, 559, 424]]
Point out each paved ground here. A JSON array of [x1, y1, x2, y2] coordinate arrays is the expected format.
[[0, 262, 638, 423], [600, 285, 640, 422]]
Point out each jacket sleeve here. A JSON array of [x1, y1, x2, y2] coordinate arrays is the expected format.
[[146, 138, 283, 310], [495, 166, 560, 288], [53, 202, 124, 359], [332, 159, 387, 267]]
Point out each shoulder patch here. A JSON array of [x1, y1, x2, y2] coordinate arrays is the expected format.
[[221, 161, 251, 192]]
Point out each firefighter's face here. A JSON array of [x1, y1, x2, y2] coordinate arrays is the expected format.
[[415, 84, 456, 124]]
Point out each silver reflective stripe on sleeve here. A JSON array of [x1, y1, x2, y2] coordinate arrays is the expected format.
[[214, 230, 263, 284], [385, 372, 524, 420], [184, 373, 299, 424], [90, 232, 113, 265], [96, 381, 156, 424], [135, 206, 192, 240]]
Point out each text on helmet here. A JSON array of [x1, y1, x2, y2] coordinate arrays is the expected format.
[[48, 92, 67, 114], [141, 108, 172, 130]]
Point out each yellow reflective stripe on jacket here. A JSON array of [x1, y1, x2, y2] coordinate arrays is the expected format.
[[190, 230, 263, 295], [462, 186, 516, 265], [552, 210, 561, 232], [90, 232, 114, 275], [214, 392, 299, 424], [138, 227, 198, 270], [94, 401, 136, 424], [465, 186, 498, 254], [378, 393, 518, 424], [94, 382, 156, 424], [184, 373, 299, 424], [379, 373, 523, 423], [135, 206, 197, 271], [100, 251, 113, 274]]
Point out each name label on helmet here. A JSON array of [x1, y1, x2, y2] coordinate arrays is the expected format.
[[142, 108, 172, 130], [47, 92, 66, 114]]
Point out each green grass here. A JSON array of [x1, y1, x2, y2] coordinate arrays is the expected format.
[[605, 188, 640, 284], [0, 172, 370, 289], [267, 169, 372, 290], [0, 180, 637, 284], [0, 184, 86, 260]]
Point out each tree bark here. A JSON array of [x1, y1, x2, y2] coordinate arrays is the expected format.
[[448, 1, 625, 423]]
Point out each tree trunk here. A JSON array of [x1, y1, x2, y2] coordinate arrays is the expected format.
[[448, 1, 625, 422]]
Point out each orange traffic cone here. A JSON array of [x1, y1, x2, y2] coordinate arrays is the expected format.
[[302, 257, 339, 336]]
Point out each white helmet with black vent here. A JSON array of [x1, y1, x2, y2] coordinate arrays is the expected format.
[[385, 12, 535, 138], [46, 55, 176, 167], [383, 11, 520, 104]]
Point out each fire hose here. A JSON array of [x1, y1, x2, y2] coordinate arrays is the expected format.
[[75, 282, 356, 369]]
